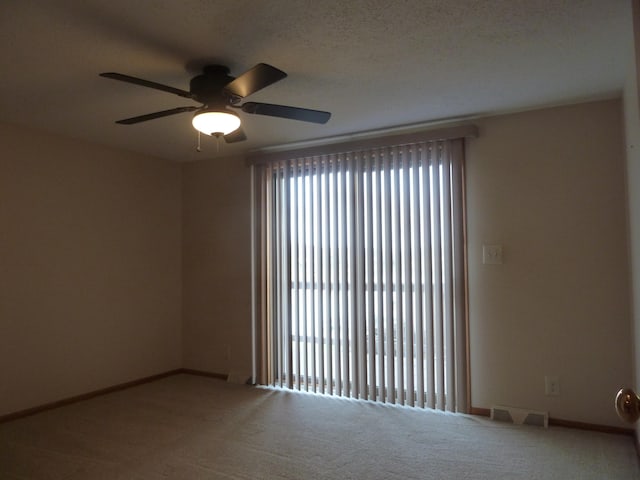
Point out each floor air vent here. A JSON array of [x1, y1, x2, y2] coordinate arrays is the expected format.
[[491, 405, 548, 428]]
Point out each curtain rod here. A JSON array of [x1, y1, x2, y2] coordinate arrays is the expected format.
[[246, 124, 478, 166]]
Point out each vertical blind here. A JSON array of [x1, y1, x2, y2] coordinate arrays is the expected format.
[[252, 137, 468, 412]]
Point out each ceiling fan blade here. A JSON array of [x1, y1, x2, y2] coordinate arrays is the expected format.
[[224, 63, 287, 99], [224, 127, 247, 143], [115, 106, 198, 125], [241, 102, 331, 124], [100, 72, 193, 99]]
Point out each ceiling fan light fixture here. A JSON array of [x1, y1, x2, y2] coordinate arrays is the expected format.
[[192, 109, 241, 136]]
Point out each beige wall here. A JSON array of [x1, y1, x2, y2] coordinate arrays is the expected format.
[[181, 155, 252, 378], [467, 99, 631, 427], [0, 123, 182, 416]]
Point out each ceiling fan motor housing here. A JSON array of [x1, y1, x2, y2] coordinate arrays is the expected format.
[[190, 65, 237, 107]]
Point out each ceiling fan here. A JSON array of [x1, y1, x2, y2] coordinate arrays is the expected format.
[[100, 63, 331, 143]]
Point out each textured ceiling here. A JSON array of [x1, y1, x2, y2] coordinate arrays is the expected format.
[[0, 0, 633, 162]]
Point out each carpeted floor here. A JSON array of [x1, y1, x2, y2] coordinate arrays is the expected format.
[[1, 374, 639, 479]]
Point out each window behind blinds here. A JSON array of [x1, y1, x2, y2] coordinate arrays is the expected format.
[[251, 136, 469, 412]]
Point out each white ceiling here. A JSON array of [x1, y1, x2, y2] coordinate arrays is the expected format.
[[0, 0, 633, 162]]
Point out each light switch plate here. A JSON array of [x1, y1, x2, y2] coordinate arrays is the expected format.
[[483, 244, 503, 264]]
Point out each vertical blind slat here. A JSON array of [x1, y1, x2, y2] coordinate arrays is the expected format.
[[349, 155, 360, 399], [301, 161, 309, 391], [374, 152, 385, 403], [314, 157, 323, 394], [292, 160, 301, 390], [275, 163, 282, 388], [365, 153, 376, 401], [355, 152, 367, 399], [282, 161, 292, 389], [451, 139, 468, 412], [382, 148, 395, 404], [402, 145, 414, 406], [326, 156, 334, 395], [329, 156, 338, 395], [441, 144, 455, 412], [392, 146, 404, 405], [413, 146, 425, 408], [341, 155, 350, 397], [309, 159, 316, 392], [264, 164, 273, 385], [335, 155, 348, 396], [431, 145, 444, 411], [422, 147, 435, 409], [257, 166, 266, 385]]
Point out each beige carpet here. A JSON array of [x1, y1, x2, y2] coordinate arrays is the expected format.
[[1, 374, 638, 479]]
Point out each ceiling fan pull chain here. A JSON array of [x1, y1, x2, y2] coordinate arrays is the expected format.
[[196, 131, 202, 152]]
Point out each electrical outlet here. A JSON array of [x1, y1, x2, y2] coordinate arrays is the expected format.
[[544, 376, 560, 396]]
